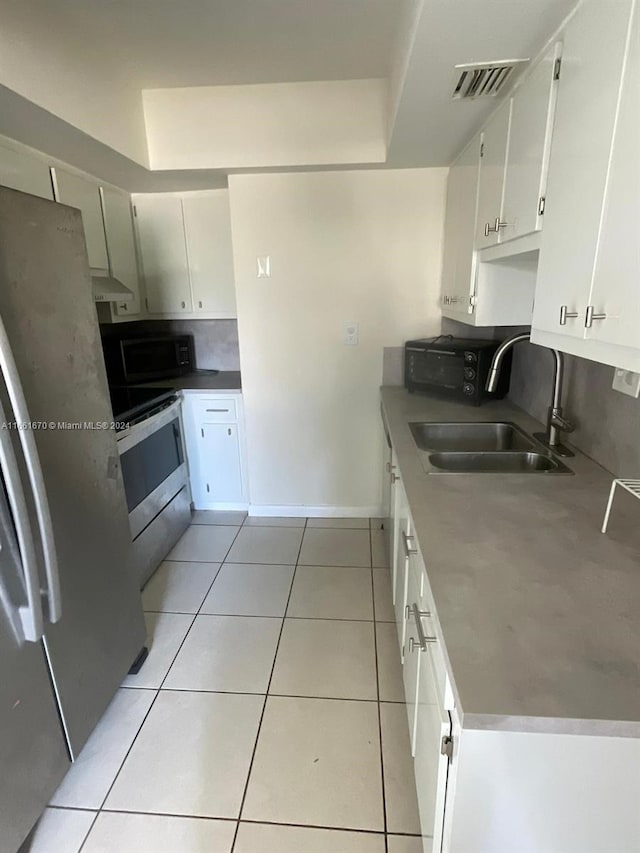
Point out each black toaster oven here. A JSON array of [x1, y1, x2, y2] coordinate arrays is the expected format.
[[404, 337, 511, 405]]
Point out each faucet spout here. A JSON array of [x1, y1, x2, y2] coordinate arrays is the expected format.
[[485, 333, 531, 393], [486, 332, 574, 457]]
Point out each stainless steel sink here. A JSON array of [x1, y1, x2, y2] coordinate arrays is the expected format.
[[426, 451, 573, 474], [409, 421, 536, 452]]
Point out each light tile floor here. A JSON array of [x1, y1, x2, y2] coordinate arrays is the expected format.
[[26, 514, 422, 853]]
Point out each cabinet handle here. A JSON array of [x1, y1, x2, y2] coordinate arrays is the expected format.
[[198, 301, 203, 308], [392, 473, 400, 483], [585, 305, 607, 328], [484, 221, 495, 237], [559, 305, 579, 325], [386, 462, 396, 473], [206, 408, 230, 413], [494, 217, 508, 231], [408, 603, 436, 652], [402, 530, 418, 557]]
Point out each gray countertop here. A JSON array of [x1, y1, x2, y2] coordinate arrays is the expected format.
[[381, 386, 640, 737], [137, 370, 242, 392]]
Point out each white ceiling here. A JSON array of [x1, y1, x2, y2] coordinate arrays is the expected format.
[[52, 0, 404, 88]]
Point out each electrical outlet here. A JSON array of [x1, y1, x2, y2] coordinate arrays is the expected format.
[[256, 256, 271, 278], [612, 367, 640, 398], [344, 323, 359, 346]]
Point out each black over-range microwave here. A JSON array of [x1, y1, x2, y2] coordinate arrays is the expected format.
[[404, 337, 512, 405], [102, 335, 194, 384]]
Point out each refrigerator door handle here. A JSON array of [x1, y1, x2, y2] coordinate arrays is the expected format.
[[0, 316, 61, 624], [0, 397, 44, 641]]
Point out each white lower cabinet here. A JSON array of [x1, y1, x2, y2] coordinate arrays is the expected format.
[[182, 392, 248, 510], [414, 648, 450, 853], [388, 450, 640, 853]]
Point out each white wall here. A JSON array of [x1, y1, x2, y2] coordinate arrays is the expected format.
[[229, 169, 447, 513], [0, 1, 148, 166], [143, 80, 387, 170]]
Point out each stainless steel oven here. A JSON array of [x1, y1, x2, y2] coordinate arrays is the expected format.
[[116, 399, 190, 585]]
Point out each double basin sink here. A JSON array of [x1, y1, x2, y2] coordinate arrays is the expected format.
[[410, 421, 573, 475]]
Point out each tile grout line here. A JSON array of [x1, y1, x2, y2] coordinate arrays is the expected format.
[[143, 608, 394, 623], [370, 522, 390, 853], [228, 518, 308, 853], [74, 809, 100, 853]]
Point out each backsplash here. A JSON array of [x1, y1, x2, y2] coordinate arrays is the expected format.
[[101, 319, 241, 371], [509, 343, 640, 479]]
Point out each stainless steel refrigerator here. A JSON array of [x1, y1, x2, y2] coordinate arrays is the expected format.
[[0, 186, 146, 852]]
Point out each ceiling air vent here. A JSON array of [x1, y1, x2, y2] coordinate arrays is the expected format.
[[451, 59, 529, 100]]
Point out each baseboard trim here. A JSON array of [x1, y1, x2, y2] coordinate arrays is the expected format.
[[248, 505, 384, 518]]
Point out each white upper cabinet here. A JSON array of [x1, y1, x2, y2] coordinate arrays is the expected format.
[[51, 168, 109, 270], [182, 191, 237, 317], [474, 100, 511, 249], [501, 42, 561, 242], [0, 140, 53, 200], [531, 0, 638, 370], [584, 0, 639, 361], [100, 187, 141, 318], [440, 136, 481, 318], [134, 190, 238, 319], [134, 194, 192, 314]]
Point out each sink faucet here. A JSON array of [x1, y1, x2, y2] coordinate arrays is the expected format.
[[486, 332, 574, 457]]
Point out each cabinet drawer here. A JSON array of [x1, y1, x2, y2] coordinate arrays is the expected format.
[[192, 397, 238, 423]]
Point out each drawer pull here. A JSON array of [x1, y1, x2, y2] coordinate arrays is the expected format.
[[408, 603, 437, 652], [206, 408, 230, 413], [402, 530, 418, 557]]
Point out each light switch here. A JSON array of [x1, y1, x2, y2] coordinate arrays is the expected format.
[[256, 256, 271, 278], [344, 323, 359, 346], [612, 367, 640, 398]]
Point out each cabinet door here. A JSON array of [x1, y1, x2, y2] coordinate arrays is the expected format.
[[501, 43, 561, 241], [183, 191, 237, 317], [585, 1, 639, 357], [403, 556, 423, 755], [474, 101, 511, 249], [101, 187, 141, 317], [532, 0, 633, 340], [414, 647, 450, 853], [393, 479, 410, 656], [0, 141, 53, 200], [200, 423, 244, 502], [52, 168, 109, 269], [441, 136, 481, 316], [134, 195, 192, 313]]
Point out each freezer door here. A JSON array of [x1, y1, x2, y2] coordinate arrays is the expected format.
[[0, 480, 70, 852], [0, 187, 146, 757]]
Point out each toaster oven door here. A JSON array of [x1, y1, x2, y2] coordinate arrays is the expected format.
[[407, 348, 465, 391]]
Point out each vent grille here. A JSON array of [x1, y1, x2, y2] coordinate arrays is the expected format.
[[452, 59, 529, 100]]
